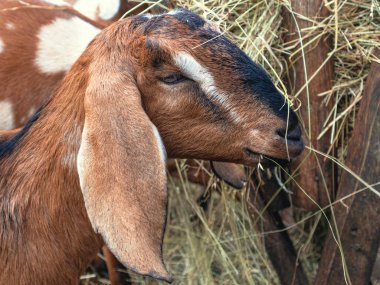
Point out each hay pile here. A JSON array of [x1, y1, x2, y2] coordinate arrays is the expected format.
[[81, 0, 379, 284]]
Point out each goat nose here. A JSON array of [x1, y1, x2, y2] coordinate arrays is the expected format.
[[277, 125, 302, 141]]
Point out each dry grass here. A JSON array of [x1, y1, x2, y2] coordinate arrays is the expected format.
[[80, 0, 380, 284]]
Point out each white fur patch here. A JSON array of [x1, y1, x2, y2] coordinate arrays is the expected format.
[[152, 125, 166, 162], [35, 17, 100, 73], [77, 122, 88, 193], [98, 0, 120, 20], [0, 101, 15, 130], [73, 0, 120, 21], [0, 37, 4, 54], [73, 0, 98, 20], [5, 22, 15, 30], [173, 52, 243, 123]]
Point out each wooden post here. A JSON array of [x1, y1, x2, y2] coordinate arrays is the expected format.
[[314, 49, 380, 285], [102, 246, 134, 285], [283, 0, 335, 210], [249, 173, 310, 285]]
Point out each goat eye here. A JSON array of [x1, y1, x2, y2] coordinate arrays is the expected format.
[[160, 74, 186, 84]]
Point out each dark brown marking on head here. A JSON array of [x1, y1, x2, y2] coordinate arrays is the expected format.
[[122, 9, 303, 162], [169, 9, 206, 30], [192, 84, 229, 124], [132, 9, 297, 126], [129, 14, 151, 31]]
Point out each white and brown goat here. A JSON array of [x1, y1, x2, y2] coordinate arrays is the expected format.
[[0, 0, 166, 128], [0, 0, 247, 228], [0, 0, 245, 187], [0, 3, 244, 284], [0, 8, 303, 285], [0, 0, 107, 130]]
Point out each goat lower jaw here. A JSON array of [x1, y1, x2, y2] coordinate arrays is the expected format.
[[243, 148, 290, 167]]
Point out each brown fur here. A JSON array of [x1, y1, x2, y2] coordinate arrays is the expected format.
[[0, 52, 98, 284], [0, 1, 64, 128], [0, 0, 140, 129], [0, 10, 303, 285], [0, 1, 246, 183], [0, 4, 246, 284]]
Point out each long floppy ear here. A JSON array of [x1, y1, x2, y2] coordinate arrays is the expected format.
[[77, 71, 170, 282], [210, 161, 247, 189]]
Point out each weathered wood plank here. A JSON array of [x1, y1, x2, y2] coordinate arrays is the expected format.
[[314, 49, 380, 285], [283, 0, 335, 210], [249, 174, 309, 285]]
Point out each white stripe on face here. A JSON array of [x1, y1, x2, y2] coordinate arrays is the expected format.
[[173, 52, 243, 123], [173, 52, 216, 94]]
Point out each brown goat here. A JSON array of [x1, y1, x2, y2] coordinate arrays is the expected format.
[[0, 8, 303, 285], [0, 0, 156, 129], [0, 0, 245, 223], [0, 0, 245, 187], [0, 3, 245, 284]]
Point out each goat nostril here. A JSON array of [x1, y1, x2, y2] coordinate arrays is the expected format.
[[277, 128, 286, 138], [277, 126, 301, 141]]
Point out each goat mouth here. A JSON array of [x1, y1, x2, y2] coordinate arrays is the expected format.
[[243, 148, 289, 167]]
